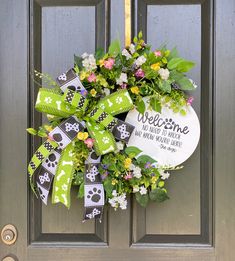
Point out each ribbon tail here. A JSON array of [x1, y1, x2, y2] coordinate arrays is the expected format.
[[28, 139, 58, 195], [52, 143, 75, 208], [83, 150, 104, 221]]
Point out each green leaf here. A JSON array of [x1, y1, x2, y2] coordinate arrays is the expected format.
[[167, 57, 183, 70], [170, 70, 184, 82], [37, 129, 48, 138], [168, 47, 179, 61], [125, 146, 142, 157], [149, 188, 169, 202], [176, 77, 194, 90], [159, 80, 171, 93], [138, 31, 143, 39], [74, 55, 83, 69], [26, 128, 37, 135], [77, 182, 84, 198], [136, 98, 146, 114], [95, 48, 105, 60], [136, 155, 157, 165], [180, 109, 187, 116], [176, 60, 195, 72], [135, 192, 149, 207], [108, 39, 121, 56], [150, 97, 162, 112], [103, 177, 114, 197]]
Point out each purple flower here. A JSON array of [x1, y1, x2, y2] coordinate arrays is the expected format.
[[135, 68, 145, 78], [101, 171, 109, 180], [80, 89, 88, 97], [101, 164, 109, 169], [145, 162, 152, 169]]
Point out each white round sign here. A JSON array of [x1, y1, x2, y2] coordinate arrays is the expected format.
[[125, 102, 200, 166]]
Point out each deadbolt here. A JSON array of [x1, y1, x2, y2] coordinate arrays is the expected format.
[[1, 224, 17, 245]]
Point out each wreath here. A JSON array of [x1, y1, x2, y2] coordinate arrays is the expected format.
[[27, 32, 199, 221]]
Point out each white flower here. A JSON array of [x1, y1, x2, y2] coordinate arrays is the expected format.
[[81, 52, 89, 59], [116, 72, 128, 85], [139, 186, 147, 195], [133, 166, 142, 179], [129, 164, 136, 171], [129, 44, 135, 54], [44, 97, 52, 104], [158, 68, 170, 80], [160, 170, 170, 180], [116, 141, 124, 152], [189, 79, 198, 88], [82, 54, 97, 71], [103, 88, 110, 96], [135, 55, 146, 67], [109, 191, 127, 210], [122, 49, 132, 60], [133, 186, 139, 193]]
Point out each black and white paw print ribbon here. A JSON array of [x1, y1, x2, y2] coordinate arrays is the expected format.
[[83, 150, 104, 221], [57, 68, 86, 93]]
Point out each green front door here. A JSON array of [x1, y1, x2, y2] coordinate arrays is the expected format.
[[1, 0, 235, 260]]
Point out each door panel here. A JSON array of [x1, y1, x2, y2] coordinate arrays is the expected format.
[[1, 0, 235, 260]]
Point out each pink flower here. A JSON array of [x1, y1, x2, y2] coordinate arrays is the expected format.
[[104, 58, 115, 70], [87, 73, 96, 83], [154, 50, 162, 57], [84, 138, 94, 149], [120, 83, 127, 89], [187, 96, 194, 105], [135, 68, 145, 78], [124, 172, 133, 180]]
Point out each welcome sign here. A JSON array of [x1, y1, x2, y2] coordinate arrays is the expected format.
[[125, 103, 200, 166]]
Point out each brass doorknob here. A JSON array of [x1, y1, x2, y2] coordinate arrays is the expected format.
[[1, 224, 17, 245]]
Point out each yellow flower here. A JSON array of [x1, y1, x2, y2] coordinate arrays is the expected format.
[[90, 89, 97, 97], [77, 132, 89, 141], [112, 179, 118, 185], [44, 125, 53, 132], [151, 176, 158, 184], [151, 63, 160, 71], [80, 71, 88, 80], [99, 59, 105, 67], [130, 86, 140, 95], [124, 158, 132, 169]]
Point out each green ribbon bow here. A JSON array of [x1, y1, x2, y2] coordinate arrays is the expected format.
[[35, 88, 134, 155]]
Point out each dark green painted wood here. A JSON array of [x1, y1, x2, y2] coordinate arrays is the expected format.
[[1, 0, 235, 260]]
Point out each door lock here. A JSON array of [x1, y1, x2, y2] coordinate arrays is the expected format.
[[1, 224, 17, 245]]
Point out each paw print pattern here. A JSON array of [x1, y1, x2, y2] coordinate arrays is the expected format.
[[115, 97, 123, 104], [39, 172, 50, 185], [65, 122, 80, 132], [102, 137, 110, 144], [44, 97, 52, 104], [45, 153, 58, 168], [87, 187, 102, 203], [164, 118, 175, 130], [84, 184, 104, 207]]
